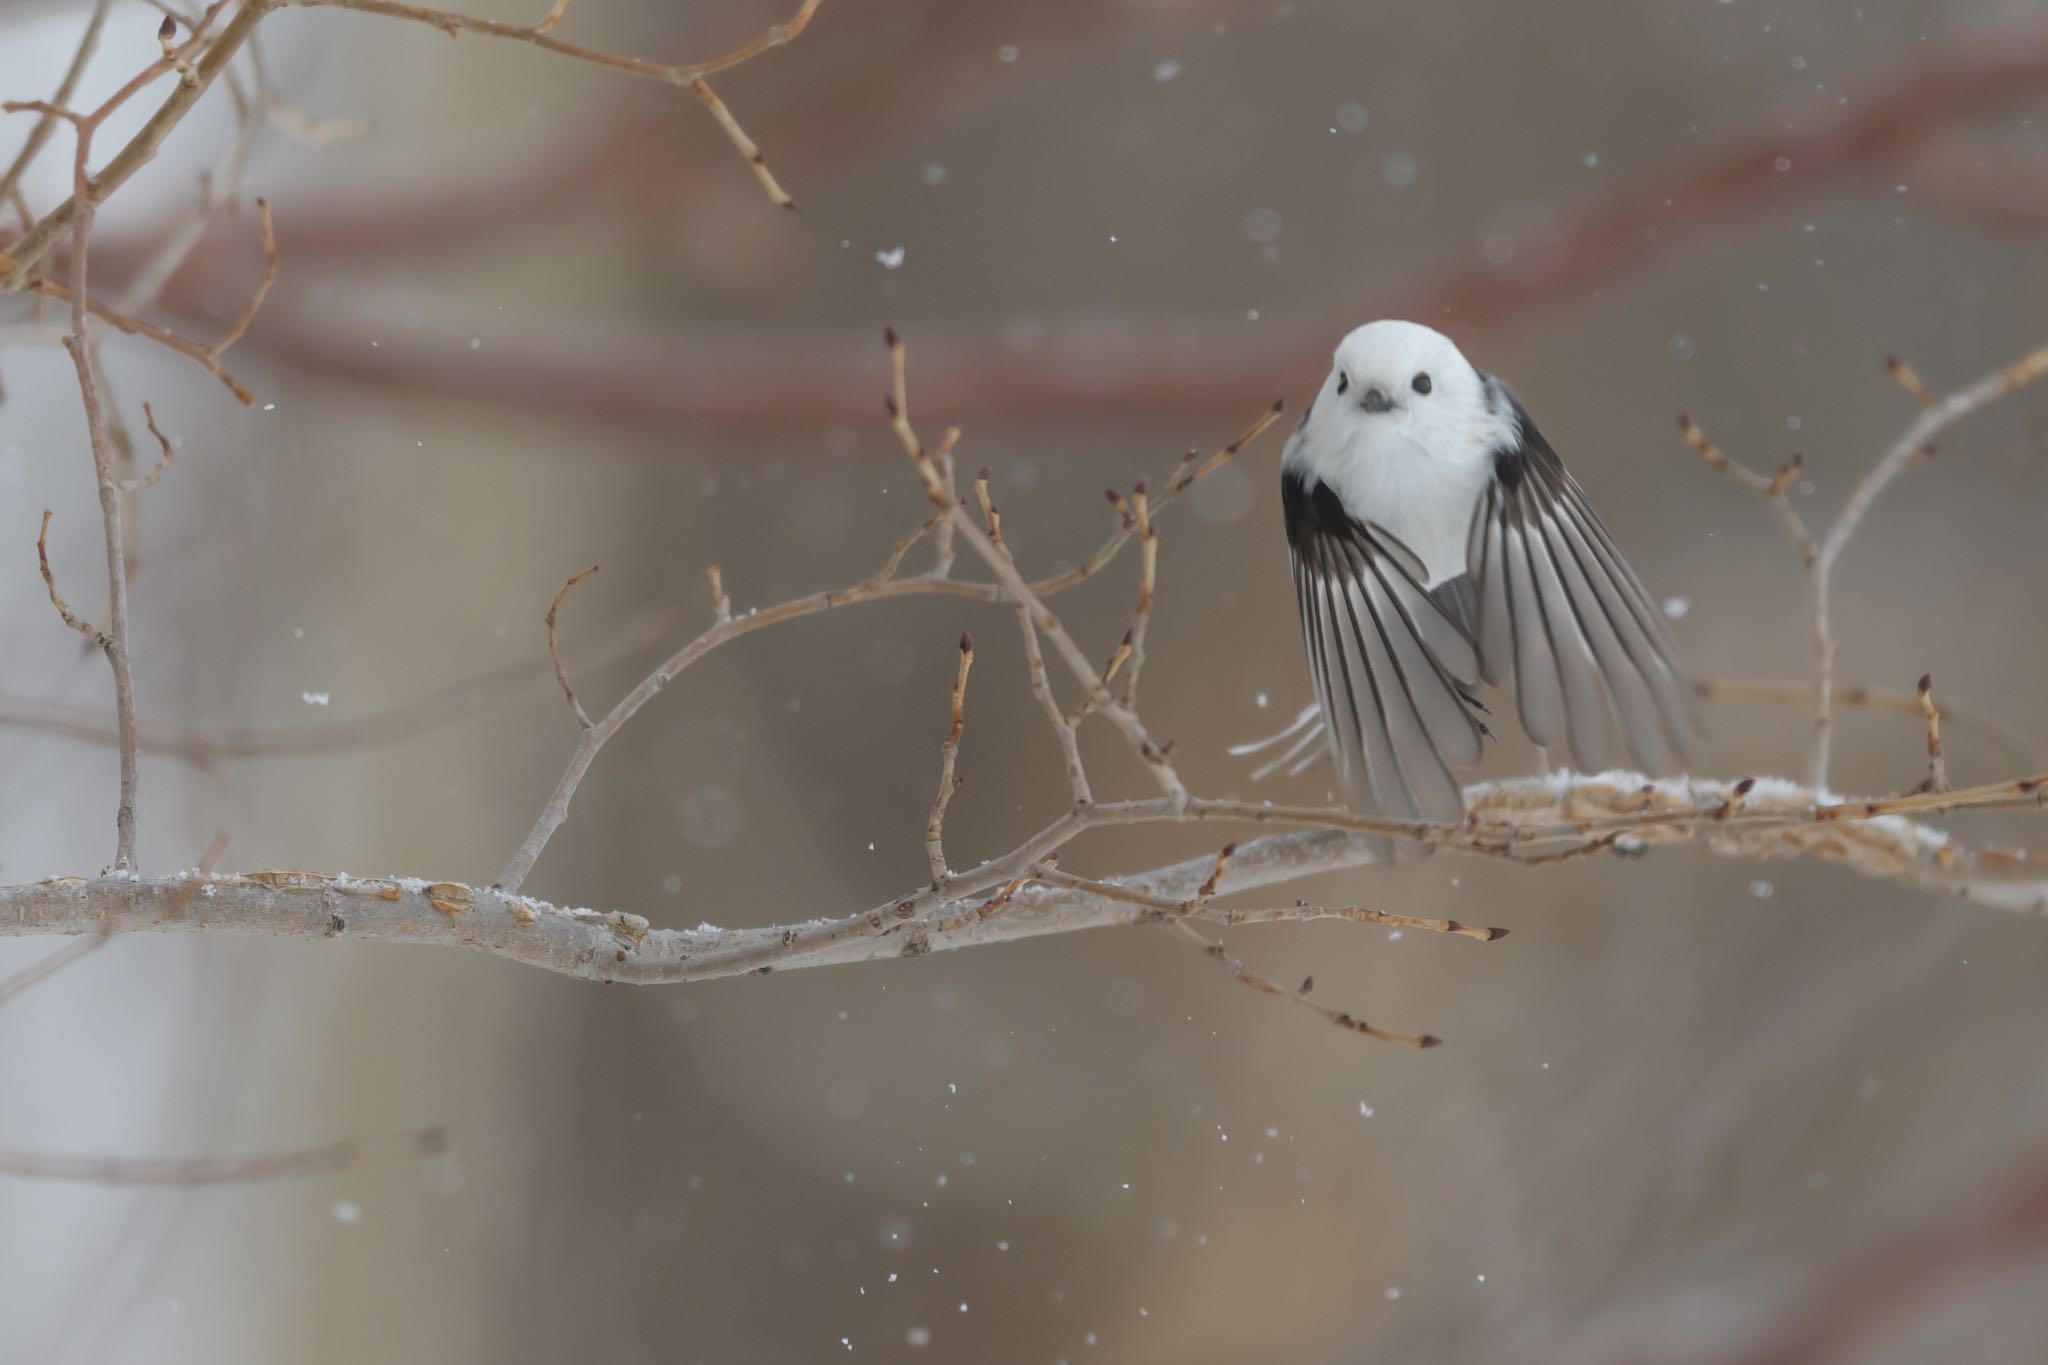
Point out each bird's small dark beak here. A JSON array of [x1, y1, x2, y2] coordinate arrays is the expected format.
[[1361, 387, 1395, 414]]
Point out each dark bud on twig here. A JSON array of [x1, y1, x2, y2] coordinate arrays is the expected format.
[[158, 15, 177, 40], [883, 325, 898, 347], [1270, 398, 1285, 413], [959, 630, 974, 654], [1733, 777, 1758, 797], [1299, 976, 1315, 995], [882, 394, 898, 417]]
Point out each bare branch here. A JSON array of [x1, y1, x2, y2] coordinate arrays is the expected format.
[[0, 1126, 445, 1187], [50, 99, 143, 870], [1693, 675, 2045, 767], [924, 630, 974, 887], [36, 510, 108, 647], [122, 403, 178, 492], [544, 565, 599, 729], [206, 195, 277, 356], [10, 773, 2046, 999], [0, 829, 225, 1011], [0, 936, 106, 1011], [1159, 916, 1441, 1048], [287, 0, 820, 206], [687, 78, 792, 210], [533, 0, 570, 35], [0, 602, 689, 763], [29, 277, 256, 404], [0, 0, 275, 290], [287, 0, 822, 84], [493, 547, 995, 895], [1036, 401, 1283, 598], [0, 0, 111, 210], [1918, 673, 1949, 793], [705, 564, 731, 624], [1680, 414, 1816, 567], [1809, 343, 2048, 788]]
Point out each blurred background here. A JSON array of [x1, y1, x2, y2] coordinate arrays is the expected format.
[[5, 0, 2048, 1360]]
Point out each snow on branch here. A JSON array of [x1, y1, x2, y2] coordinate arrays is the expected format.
[[6, 331, 2048, 1055]]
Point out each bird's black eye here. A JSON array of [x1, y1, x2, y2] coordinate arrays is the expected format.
[[1336, 373, 1349, 396], [1411, 372, 1433, 396]]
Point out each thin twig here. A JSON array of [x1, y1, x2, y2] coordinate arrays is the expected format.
[[0, 603, 690, 763], [1119, 480, 1158, 707], [27, 277, 260, 405], [1034, 402, 1283, 598], [1159, 917, 1440, 1047], [123, 403, 178, 491], [286, 0, 822, 207], [1680, 413, 1817, 567], [0, 0, 112, 211], [0, 936, 106, 1010], [1918, 673, 1949, 793], [116, 68, 271, 314], [493, 539, 994, 894], [1693, 676, 2045, 767], [687, 79, 793, 210], [1033, 868, 1507, 942], [0, 0, 274, 289], [924, 630, 974, 887], [882, 332, 1190, 801], [0, 1126, 445, 1186], [706, 564, 732, 624], [935, 856, 1058, 932], [288, 0, 822, 84], [206, 195, 277, 356], [32, 89, 147, 871], [973, 467, 1001, 545], [544, 565, 599, 729], [36, 510, 108, 647]]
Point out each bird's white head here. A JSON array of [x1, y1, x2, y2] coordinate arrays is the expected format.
[[1306, 319, 1517, 465]]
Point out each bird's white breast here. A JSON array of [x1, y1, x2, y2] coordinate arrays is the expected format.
[[1285, 415, 1504, 587]]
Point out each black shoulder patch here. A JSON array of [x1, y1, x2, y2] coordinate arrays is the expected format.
[[1489, 386, 1548, 492], [1279, 467, 1355, 550], [1492, 446, 1527, 491]]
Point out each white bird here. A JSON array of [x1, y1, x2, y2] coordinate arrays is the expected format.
[[1276, 320, 1698, 850]]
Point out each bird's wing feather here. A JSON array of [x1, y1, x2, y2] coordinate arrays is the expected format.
[[1470, 403, 1700, 773], [1283, 469, 1486, 829]]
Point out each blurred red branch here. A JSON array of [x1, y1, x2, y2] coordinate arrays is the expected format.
[[1716, 1149, 2048, 1365], [176, 19, 2048, 431], [99, 0, 1204, 269]]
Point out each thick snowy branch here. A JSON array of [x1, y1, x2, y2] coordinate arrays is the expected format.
[[5, 773, 2041, 996]]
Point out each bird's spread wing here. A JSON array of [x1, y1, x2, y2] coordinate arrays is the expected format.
[[1282, 468, 1489, 828], [1466, 402, 1700, 774]]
